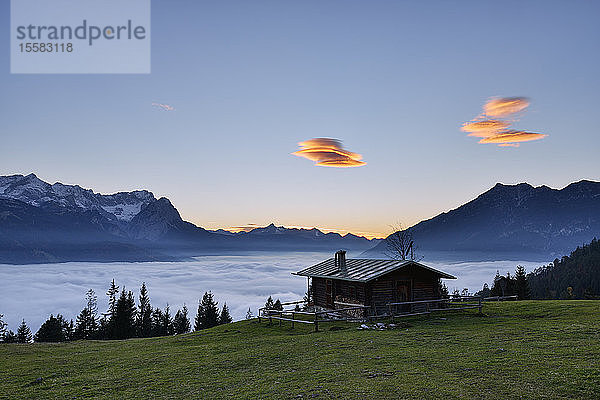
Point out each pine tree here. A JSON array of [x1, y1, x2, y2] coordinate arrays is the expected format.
[[137, 282, 153, 337], [173, 305, 191, 334], [515, 265, 531, 300], [16, 319, 32, 343], [273, 299, 283, 311], [74, 289, 98, 340], [245, 308, 254, 320], [106, 279, 120, 318], [219, 303, 233, 325], [0, 314, 6, 338], [3, 330, 17, 343], [151, 307, 165, 337], [264, 296, 274, 310], [34, 314, 69, 342], [194, 292, 220, 330], [163, 304, 173, 336], [112, 288, 137, 339]]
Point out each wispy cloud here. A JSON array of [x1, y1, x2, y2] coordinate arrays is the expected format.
[[483, 97, 529, 117], [292, 138, 366, 168], [152, 102, 175, 111], [461, 97, 547, 147]]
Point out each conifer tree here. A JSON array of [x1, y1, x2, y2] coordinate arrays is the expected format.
[[151, 307, 166, 337], [112, 288, 137, 339], [245, 308, 254, 320], [137, 282, 153, 337], [219, 303, 233, 325], [162, 304, 173, 336], [273, 299, 283, 311], [106, 279, 120, 318], [515, 265, 531, 300], [264, 296, 274, 310], [3, 330, 17, 343], [194, 292, 219, 330], [173, 305, 191, 334], [0, 314, 6, 338], [74, 289, 98, 340], [17, 319, 32, 343], [34, 314, 69, 342]]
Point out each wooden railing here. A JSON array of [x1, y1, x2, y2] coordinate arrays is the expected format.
[[386, 296, 483, 322], [258, 300, 370, 331]]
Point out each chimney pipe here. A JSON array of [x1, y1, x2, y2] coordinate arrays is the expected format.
[[335, 250, 346, 272]]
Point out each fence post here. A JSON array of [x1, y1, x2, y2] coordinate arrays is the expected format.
[[258, 308, 261, 323], [314, 313, 319, 332], [291, 312, 295, 329], [478, 297, 482, 314], [389, 304, 394, 323], [279, 311, 282, 326]]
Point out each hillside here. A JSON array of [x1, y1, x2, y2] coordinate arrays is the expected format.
[[1, 301, 598, 399], [363, 180, 600, 261], [528, 238, 600, 299]]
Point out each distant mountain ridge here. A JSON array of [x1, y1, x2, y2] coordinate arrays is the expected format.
[[0, 174, 378, 264], [362, 180, 600, 261]]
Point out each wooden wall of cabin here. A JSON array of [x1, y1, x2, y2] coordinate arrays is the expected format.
[[311, 277, 366, 309], [366, 265, 442, 314]]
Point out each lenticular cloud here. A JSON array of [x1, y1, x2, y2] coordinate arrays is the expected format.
[[461, 97, 547, 147], [293, 138, 366, 167]]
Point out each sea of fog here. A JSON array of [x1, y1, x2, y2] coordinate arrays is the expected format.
[[0, 252, 546, 332]]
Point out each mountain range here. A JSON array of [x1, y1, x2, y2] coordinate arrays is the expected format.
[[0, 174, 378, 264], [362, 180, 600, 261]]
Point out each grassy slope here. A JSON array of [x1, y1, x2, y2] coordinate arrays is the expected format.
[[1, 301, 599, 399]]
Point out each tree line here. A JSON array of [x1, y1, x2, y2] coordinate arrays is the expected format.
[[475, 265, 531, 300], [0, 279, 232, 343]]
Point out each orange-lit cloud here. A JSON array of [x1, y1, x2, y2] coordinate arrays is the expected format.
[[461, 97, 546, 147], [483, 97, 529, 117], [478, 130, 547, 145], [152, 102, 174, 111], [461, 120, 511, 137], [293, 138, 366, 167]]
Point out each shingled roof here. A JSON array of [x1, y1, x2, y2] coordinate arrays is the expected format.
[[293, 258, 456, 282]]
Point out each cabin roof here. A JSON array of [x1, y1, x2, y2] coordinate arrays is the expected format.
[[293, 258, 456, 282]]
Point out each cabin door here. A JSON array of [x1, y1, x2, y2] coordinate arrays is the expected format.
[[395, 280, 412, 313], [326, 279, 334, 308]]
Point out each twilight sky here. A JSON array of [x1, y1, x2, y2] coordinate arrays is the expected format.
[[1, 1, 599, 238]]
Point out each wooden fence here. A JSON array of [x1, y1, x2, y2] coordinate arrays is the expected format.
[[258, 295, 518, 331]]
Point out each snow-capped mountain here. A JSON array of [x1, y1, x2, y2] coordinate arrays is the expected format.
[[0, 173, 155, 223], [0, 174, 377, 264]]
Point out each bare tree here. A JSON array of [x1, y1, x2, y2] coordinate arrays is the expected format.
[[384, 223, 420, 261]]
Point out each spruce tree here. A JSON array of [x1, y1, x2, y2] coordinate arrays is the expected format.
[[34, 314, 69, 342], [219, 303, 233, 325], [264, 296, 274, 310], [3, 330, 17, 343], [162, 304, 173, 336], [515, 265, 531, 300], [112, 288, 137, 339], [273, 299, 283, 311], [17, 319, 32, 343], [0, 314, 6, 338], [151, 307, 166, 337], [74, 289, 98, 340], [245, 308, 254, 319], [173, 305, 191, 334], [137, 282, 153, 337], [106, 279, 120, 318], [194, 292, 219, 330]]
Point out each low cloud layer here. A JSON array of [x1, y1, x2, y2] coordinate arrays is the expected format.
[[293, 138, 366, 167], [152, 102, 174, 111], [462, 97, 547, 147], [0, 255, 542, 332]]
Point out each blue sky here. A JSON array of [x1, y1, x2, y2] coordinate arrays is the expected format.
[[1, 1, 599, 237]]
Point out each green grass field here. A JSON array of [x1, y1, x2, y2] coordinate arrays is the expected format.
[[1, 301, 599, 399]]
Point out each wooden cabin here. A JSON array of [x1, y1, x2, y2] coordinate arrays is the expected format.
[[294, 250, 456, 315]]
